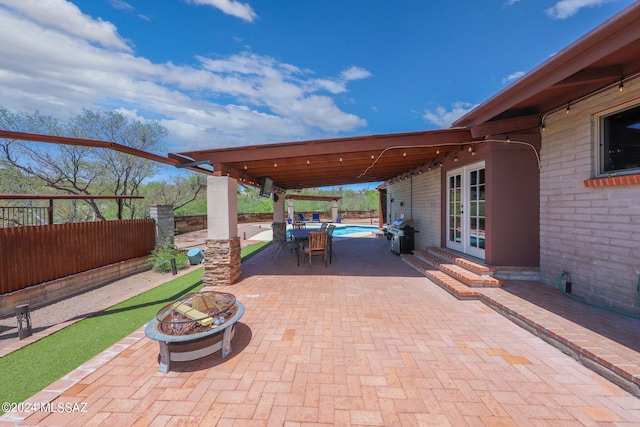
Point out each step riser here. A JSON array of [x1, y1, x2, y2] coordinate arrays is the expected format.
[[427, 247, 495, 276], [402, 255, 479, 300], [412, 250, 502, 288]]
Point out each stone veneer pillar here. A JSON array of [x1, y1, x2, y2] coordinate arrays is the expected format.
[[203, 176, 241, 287], [150, 204, 174, 246], [203, 237, 241, 286], [271, 222, 286, 242]]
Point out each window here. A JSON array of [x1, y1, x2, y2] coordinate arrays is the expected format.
[[600, 104, 640, 174]]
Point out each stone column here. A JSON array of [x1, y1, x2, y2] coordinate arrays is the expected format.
[[272, 192, 286, 242], [287, 198, 294, 222], [203, 176, 241, 287], [150, 204, 174, 246], [273, 193, 285, 221], [331, 200, 339, 223]]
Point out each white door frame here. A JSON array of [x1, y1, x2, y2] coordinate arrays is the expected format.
[[446, 161, 486, 259]]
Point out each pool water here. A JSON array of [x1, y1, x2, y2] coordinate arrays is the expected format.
[[288, 225, 378, 237]]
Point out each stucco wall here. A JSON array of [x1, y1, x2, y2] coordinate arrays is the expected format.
[[386, 169, 441, 251], [540, 79, 640, 315]]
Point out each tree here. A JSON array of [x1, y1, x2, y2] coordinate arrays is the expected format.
[[0, 107, 167, 220], [143, 174, 207, 216]]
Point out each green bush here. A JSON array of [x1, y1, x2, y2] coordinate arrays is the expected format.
[[146, 239, 190, 272]]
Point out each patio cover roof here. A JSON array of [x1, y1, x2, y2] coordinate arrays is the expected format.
[[284, 194, 341, 202], [175, 128, 472, 190]]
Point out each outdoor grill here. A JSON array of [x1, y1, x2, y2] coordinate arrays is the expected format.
[[387, 218, 415, 255]]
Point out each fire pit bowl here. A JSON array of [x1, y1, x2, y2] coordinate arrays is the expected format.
[[145, 291, 245, 373]]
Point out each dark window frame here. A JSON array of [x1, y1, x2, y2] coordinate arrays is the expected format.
[[599, 104, 640, 175]]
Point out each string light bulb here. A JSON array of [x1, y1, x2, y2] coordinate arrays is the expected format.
[[243, 162, 247, 170], [566, 102, 571, 114], [274, 160, 278, 168], [619, 79, 624, 92], [339, 155, 343, 163]]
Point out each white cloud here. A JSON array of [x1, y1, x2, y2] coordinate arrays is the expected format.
[[505, 0, 521, 5], [502, 71, 525, 84], [545, 0, 614, 19], [423, 102, 478, 128], [185, 0, 258, 22], [340, 66, 372, 81], [109, 0, 134, 11], [0, 0, 132, 52], [0, 1, 367, 151]]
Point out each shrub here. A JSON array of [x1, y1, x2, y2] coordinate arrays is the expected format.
[[146, 239, 190, 272]]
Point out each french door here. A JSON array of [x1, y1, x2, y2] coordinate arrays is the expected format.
[[446, 162, 485, 259]]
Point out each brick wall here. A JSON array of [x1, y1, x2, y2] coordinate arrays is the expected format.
[[386, 169, 441, 251], [540, 78, 640, 315]]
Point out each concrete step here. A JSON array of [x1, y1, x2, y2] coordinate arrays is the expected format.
[[413, 250, 503, 288], [401, 254, 479, 300]]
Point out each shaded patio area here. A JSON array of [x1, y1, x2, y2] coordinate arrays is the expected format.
[[2, 233, 640, 426]]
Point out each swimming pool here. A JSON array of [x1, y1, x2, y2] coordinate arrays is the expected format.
[[288, 224, 379, 237]]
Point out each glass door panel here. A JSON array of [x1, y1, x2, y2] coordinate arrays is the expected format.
[[446, 173, 463, 251], [446, 163, 485, 259]]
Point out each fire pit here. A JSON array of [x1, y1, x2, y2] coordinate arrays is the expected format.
[[145, 291, 245, 373]]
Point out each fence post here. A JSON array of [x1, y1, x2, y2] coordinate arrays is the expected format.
[[150, 205, 174, 247]]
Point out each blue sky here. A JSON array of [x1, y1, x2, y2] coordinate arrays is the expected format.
[[0, 0, 635, 156]]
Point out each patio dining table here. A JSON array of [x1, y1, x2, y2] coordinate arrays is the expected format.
[[290, 229, 334, 264]]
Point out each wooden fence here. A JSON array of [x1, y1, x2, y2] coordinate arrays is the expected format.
[[0, 219, 156, 295]]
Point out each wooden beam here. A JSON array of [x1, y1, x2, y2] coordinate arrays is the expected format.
[[469, 115, 542, 139]]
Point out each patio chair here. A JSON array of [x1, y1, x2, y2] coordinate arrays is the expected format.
[[312, 213, 321, 222], [302, 231, 328, 267], [327, 224, 338, 261], [272, 229, 300, 266], [319, 222, 329, 231], [296, 213, 310, 222]]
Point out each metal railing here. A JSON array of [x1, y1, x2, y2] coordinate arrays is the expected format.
[[0, 206, 51, 227]]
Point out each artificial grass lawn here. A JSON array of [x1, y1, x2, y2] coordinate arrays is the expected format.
[[0, 241, 271, 410]]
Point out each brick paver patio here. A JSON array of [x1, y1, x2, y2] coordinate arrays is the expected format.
[[2, 234, 640, 426]]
